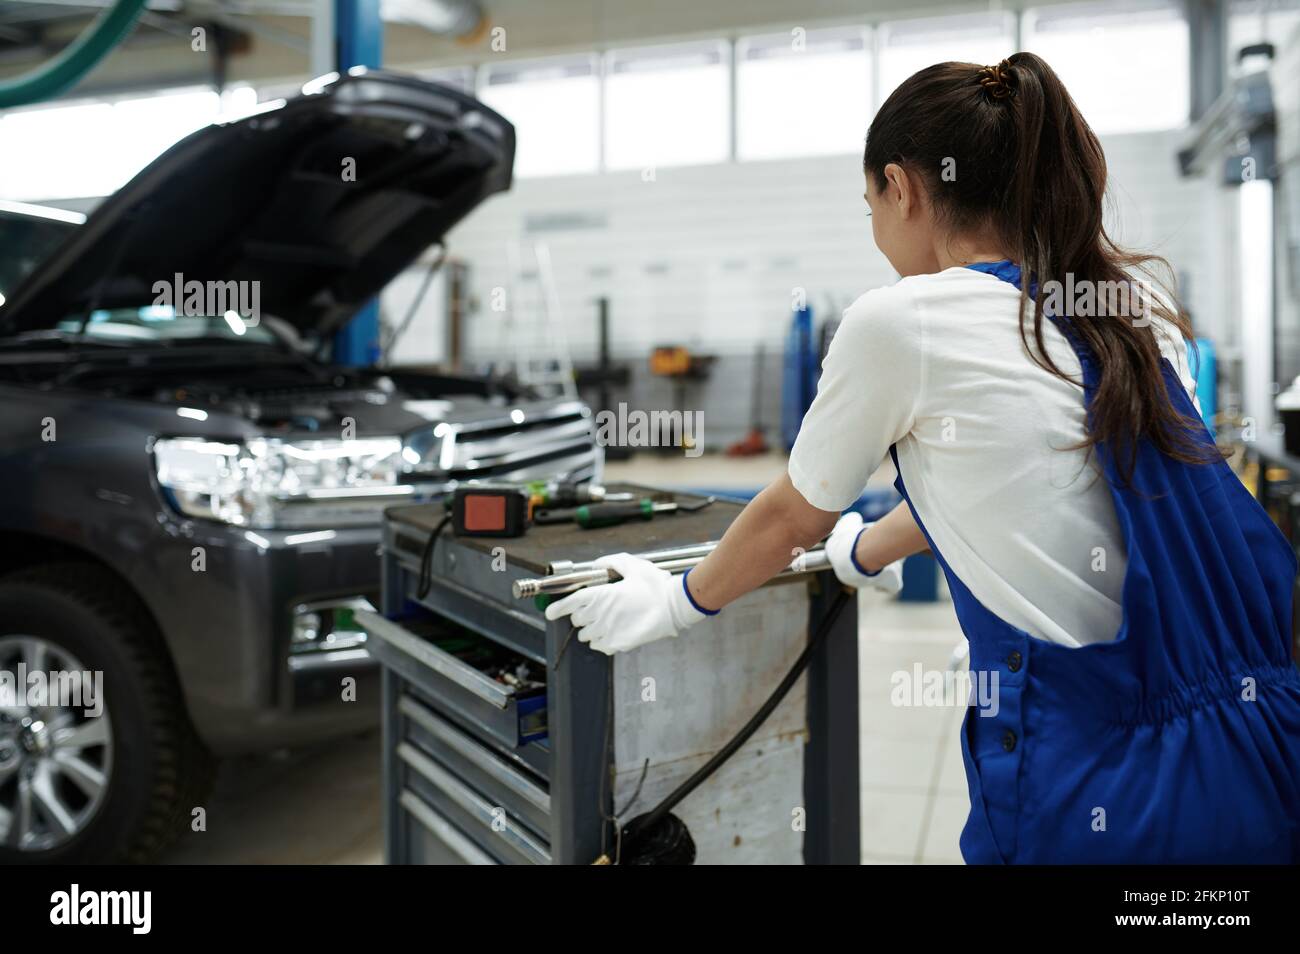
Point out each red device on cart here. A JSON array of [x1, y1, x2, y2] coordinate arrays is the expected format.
[[450, 486, 531, 538]]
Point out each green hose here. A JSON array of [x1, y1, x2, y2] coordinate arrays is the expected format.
[[0, 0, 149, 109]]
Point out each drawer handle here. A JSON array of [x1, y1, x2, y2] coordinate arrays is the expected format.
[[398, 742, 551, 865], [399, 695, 550, 813], [356, 609, 512, 708], [399, 791, 497, 865]]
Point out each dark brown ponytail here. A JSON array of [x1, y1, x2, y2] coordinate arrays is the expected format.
[[864, 52, 1212, 483]]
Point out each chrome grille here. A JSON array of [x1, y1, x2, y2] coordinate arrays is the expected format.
[[406, 401, 600, 484]]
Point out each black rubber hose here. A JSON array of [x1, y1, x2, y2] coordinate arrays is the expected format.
[[621, 586, 852, 852], [416, 513, 453, 599]]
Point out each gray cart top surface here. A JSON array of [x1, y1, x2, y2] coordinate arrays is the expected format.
[[385, 484, 742, 573]]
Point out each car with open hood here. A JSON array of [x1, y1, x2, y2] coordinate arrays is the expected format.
[[0, 70, 599, 862]]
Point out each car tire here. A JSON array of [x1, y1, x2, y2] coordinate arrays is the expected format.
[[0, 563, 214, 863]]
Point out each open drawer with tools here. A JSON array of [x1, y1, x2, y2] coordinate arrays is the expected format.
[[357, 607, 548, 758]]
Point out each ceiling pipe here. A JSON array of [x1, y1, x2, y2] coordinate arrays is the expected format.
[[0, 0, 487, 97], [0, 0, 148, 108], [0, 0, 490, 41]]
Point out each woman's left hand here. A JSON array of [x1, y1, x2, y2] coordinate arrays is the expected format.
[[543, 553, 712, 654], [825, 512, 905, 594]]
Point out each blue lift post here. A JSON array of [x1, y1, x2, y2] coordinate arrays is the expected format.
[[332, 0, 384, 365]]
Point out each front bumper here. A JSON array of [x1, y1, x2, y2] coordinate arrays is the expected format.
[[136, 522, 385, 756]]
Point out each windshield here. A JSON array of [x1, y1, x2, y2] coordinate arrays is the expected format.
[[54, 305, 281, 345], [0, 206, 79, 308], [1, 207, 280, 349]]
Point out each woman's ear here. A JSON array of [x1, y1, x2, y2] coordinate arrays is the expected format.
[[883, 162, 915, 219]]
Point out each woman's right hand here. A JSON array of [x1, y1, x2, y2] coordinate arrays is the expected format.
[[825, 512, 905, 594]]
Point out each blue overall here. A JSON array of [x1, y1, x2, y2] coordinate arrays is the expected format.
[[889, 259, 1300, 863]]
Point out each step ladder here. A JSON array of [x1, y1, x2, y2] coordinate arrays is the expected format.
[[504, 241, 578, 401]]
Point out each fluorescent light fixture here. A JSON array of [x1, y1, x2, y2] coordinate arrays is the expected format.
[[1239, 179, 1274, 430]]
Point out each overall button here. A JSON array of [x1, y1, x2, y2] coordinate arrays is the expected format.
[[1001, 730, 1018, 752], [1006, 650, 1022, 673]]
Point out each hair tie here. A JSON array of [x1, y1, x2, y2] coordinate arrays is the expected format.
[[977, 59, 1016, 100]]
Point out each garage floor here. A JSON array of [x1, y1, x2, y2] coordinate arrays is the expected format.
[[161, 731, 384, 864], [162, 452, 970, 865]]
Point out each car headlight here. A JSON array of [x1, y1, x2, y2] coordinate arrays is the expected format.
[[153, 436, 411, 529]]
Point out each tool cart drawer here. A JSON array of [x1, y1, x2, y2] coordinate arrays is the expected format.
[[399, 741, 551, 865], [358, 608, 547, 752], [398, 692, 551, 837], [398, 791, 498, 865]]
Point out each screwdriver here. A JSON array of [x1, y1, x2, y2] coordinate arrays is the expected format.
[[569, 495, 715, 529]]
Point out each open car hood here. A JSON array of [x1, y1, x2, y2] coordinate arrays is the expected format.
[[0, 70, 514, 340]]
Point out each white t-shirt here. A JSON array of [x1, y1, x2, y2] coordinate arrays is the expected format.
[[788, 265, 1199, 648]]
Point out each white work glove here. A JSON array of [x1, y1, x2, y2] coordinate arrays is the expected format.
[[824, 512, 905, 595], [543, 553, 713, 655]]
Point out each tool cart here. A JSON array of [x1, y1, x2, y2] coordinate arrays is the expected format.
[[357, 485, 860, 865]]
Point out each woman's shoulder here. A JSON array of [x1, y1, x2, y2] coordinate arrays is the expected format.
[[842, 269, 956, 321], [838, 282, 922, 360], [842, 275, 927, 324], [842, 267, 991, 334]]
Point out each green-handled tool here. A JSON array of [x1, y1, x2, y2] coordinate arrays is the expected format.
[[575, 498, 661, 528], [533, 495, 715, 529], [575, 495, 715, 529]]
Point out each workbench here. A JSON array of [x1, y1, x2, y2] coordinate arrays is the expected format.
[[359, 485, 860, 865]]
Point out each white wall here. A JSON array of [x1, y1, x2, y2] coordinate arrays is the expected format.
[[430, 129, 1223, 360]]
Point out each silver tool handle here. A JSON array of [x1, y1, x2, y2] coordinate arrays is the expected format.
[[546, 541, 721, 575], [512, 546, 830, 599]]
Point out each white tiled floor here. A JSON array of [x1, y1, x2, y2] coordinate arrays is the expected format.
[[603, 449, 901, 492], [603, 449, 789, 488], [858, 595, 969, 864]]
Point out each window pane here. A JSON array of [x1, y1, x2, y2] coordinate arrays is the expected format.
[[1023, 1, 1190, 133], [0, 89, 221, 201], [878, 12, 1016, 107], [604, 41, 730, 171], [1228, 0, 1300, 63], [109, 89, 222, 183], [737, 27, 870, 161], [480, 56, 599, 178]]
